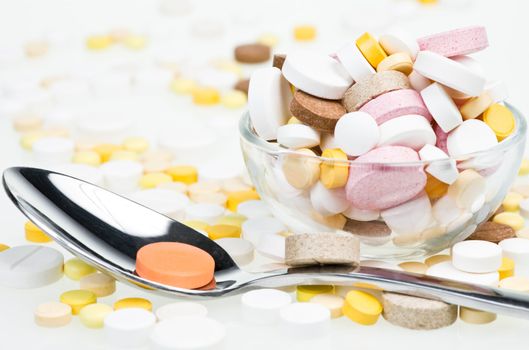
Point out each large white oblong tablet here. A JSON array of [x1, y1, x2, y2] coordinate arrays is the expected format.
[[381, 193, 432, 236], [334, 111, 379, 156], [335, 43, 375, 82], [379, 32, 420, 59], [377, 114, 436, 150], [451, 240, 502, 273], [150, 317, 226, 350], [241, 289, 292, 325], [105, 308, 156, 348], [155, 302, 208, 321], [0, 245, 63, 288], [277, 123, 321, 149], [32, 137, 75, 165], [427, 261, 499, 286], [248, 67, 291, 140], [279, 302, 331, 338], [444, 56, 484, 99], [282, 52, 353, 99], [310, 182, 350, 216], [419, 144, 458, 184], [413, 51, 486, 96], [128, 189, 190, 221], [420, 82, 463, 132], [447, 119, 498, 158]]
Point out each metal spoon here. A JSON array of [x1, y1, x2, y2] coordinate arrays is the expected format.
[[4, 166, 529, 319]]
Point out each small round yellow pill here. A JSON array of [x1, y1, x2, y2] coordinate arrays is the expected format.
[[460, 92, 493, 120], [109, 150, 139, 161], [519, 158, 529, 176], [0, 243, 9, 252], [183, 220, 210, 232], [342, 290, 382, 325], [424, 174, 449, 200], [170, 78, 197, 95], [310, 293, 344, 318], [459, 307, 496, 324], [34, 302, 72, 327], [282, 148, 321, 190], [165, 165, 198, 184], [257, 33, 279, 47], [79, 303, 113, 328], [356, 32, 388, 69], [217, 214, 247, 228], [114, 297, 152, 311], [376, 52, 413, 75], [498, 257, 515, 280], [502, 191, 524, 212], [139, 172, 172, 189], [483, 103, 516, 141], [60, 290, 97, 315], [64, 258, 96, 281], [24, 221, 52, 243], [191, 192, 228, 206], [206, 224, 241, 240], [320, 148, 349, 189], [123, 136, 149, 153], [296, 285, 334, 302], [93, 144, 122, 163], [293, 25, 317, 41], [80, 272, 116, 297], [221, 90, 247, 109], [192, 87, 220, 105], [86, 35, 112, 50], [226, 190, 260, 212], [72, 151, 101, 166], [498, 276, 529, 292], [493, 212, 525, 231], [123, 35, 147, 50]]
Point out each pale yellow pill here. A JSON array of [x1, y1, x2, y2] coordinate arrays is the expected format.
[[493, 212, 525, 231], [221, 178, 252, 193], [221, 90, 247, 109], [20, 130, 45, 150], [183, 220, 210, 232], [24, 221, 52, 243], [257, 33, 279, 47], [519, 158, 529, 176], [109, 150, 139, 161], [498, 276, 529, 292], [282, 148, 321, 190], [139, 172, 172, 189], [342, 290, 382, 325], [293, 25, 317, 41], [80, 272, 116, 297], [34, 302, 72, 327], [191, 192, 227, 206], [309, 293, 344, 318], [226, 190, 260, 212], [93, 144, 122, 163], [123, 35, 147, 50], [143, 160, 171, 173], [123, 136, 149, 153], [356, 32, 388, 69], [424, 254, 451, 267], [315, 213, 347, 230], [517, 227, 529, 239], [79, 303, 113, 328], [296, 285, 334, 302], [206, 224, 241, 240], [483, 103, 516, 141], [502, 191, 524, 212], [212, 59, 243, 76], [0, 243, 9, 252], [217, 214, 247, 228], [72, 151, 101, 166], [165, 165, 198, 184], [140, 150, 174, 163], [13, 113, 43, 132], [25, 40, 49, 58], [60, 290, 97, 315], [320, 148, 349, 189], [170, 78, 197, 95], [64, 258, 96, 281], [192, 87, 220, 105], [459, 307, 496, 324], [376, 52, 413, 75], [398, 261, 428, 274], [460, 92, 493, 120], [157, 181, 188, 193], [188, 181, 221, 197], [86, 35, 112, 50], [114, 297, 152, 311], [498, 257, 515, 280]]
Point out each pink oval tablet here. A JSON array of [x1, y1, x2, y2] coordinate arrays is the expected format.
[[359, 89, 432, 125], [417, 26, 488, 58], [434, 123, 449, 153], [345, 146, 427, 210]]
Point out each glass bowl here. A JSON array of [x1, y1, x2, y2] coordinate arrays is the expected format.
[[239, 104, 527, 260]]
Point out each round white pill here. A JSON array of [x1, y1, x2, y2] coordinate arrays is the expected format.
[[334, 111, 379, 156], [343, 206, 380, 221], [381, 193, 433, 236], [419, 144, 459, 184], [100, 160, 143, 194], [377, 114, 436, 150], [216, 238, 254, 265], [277, 124, 321, 149], [452, 240, 502, 273], [420, 82, 463, 133], [53, 163, 104, 186], [447, 119, 498, 158], [155, 302, 208, 321], [427, 261, 499, 286], [0, 245, 63, 288], [256, 233, 286, 261], [129, 189, 189, 220], [310, 182, 350, 216], [248, 67, 291, 140], [379, 32, 419, 59], [279, 302, 331, 338], [184, 203, 225, 224], [236, 200, 271, 219], [335, 43, 375, 82], [241, 289, 292, 325], [32, 137, 74, 165], [105, 308, 156, 348], [242, 217, 286, 246], [499, 238, 529, 276], [282, 52, 353, 100], [150, 317, 226, 350]]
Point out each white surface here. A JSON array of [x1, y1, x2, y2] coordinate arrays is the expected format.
[[1, 0, 529, 349]]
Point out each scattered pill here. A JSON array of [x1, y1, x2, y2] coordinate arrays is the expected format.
[[205, 224, 241, 240], [32, 136, 75, 164], [290, 89, 346, 133], [342, 290, 382, 325], [140, 172, 172, 189], [236, 200, 270, 219], [483, 103, 516, 141], [114, 297, 153, 311], [64, 258, 97, 281], [80, 272, 116, 297], [241, 289, 292, 325], [60, 289, 97, 315], [334, 111, 379, 156], [156, 302, 208, 321], [451, 240, 502, 273], [215, 238, 254, 266], [309, 293, 344, 318], [24, 220, 52, 243], [105, 308, 156, 348], [293, 25, 317, 41], [86, 35, 112, 50], [493, 212, 525, 231], [296, 285, 334, 302], [79, 303, 113, 328], [72, 150, 101, 166], [466, 221, 515, 243], [356, 32, 388, 69], [424, 254, 451, 267], [459, 307, 496, 324], [417, 26, 488, 57], [185, 203, 225, 224], [499, 238, 529, 275], [0, 244, 9, 252], [241, 217, 286, 246], [398, 261, 428, 274], [34, 302, 72, 328], [426, 261, 499, 286], [100, 160, 143, 194], [499, 276, 529, 292], [234, 43, 271, 63]]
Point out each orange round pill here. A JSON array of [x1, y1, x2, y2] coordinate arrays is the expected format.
[[136, 242, 214, 289]]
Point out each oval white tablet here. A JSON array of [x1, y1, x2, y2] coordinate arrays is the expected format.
[[155, 302, 208, 321], [129, 189, 190, 221], [100, 160, 143, 194], [241, 289, 292, 325], [242, 217, 286, 246], [447, 119, 498, 158], [248, 67, 291, 140], [427, 261, 499, 286], [184, 203, 225, 224], [451, 240, 502, 273], [277, 124, 321, 149], [0, 245, 63, 288], [236, 200, 271, 219], [216, 238, 254, 265], [282, 52, 353, 100], [279, 302, 331, 338], [310, 182, 350, 216], [419, 144, 459, 184], [334, 111, 379, 156], [420, 82, 462, 132], [499, 238, 529, 276], [150, 317, 226, 350], [335, 43, 375, 82], [381, 193, 433, 236], [32, 137, 75, 165], [105, 308, 156, 348], [377, 114, 436, 150]]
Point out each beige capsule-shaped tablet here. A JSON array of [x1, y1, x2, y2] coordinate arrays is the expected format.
[[80, 272, 116, 297], [398, 261, 429, 274], [281, 148, 321, 189], [310, 293, 344, 318], [376, 52, 413, 75], [460, 92, 493, 120], [447, 169, 486, 212], [34, 302, 72, 327], [459, 307, 496, 324]]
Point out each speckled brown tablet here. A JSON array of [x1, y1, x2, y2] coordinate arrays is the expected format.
[[234, 79, 250, 94], [343, 71, 410, 112], [234, 43, 271, 63], [289, 90, 347, 133], [382, 292, 457, 330], [466, 221, 515, 243], [344, 219, 392, 237], [285, 232, 360, 267], [273, 54, 286, 69]]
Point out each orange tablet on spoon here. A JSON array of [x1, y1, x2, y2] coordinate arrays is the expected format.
[[136, 242, 215, 289]]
